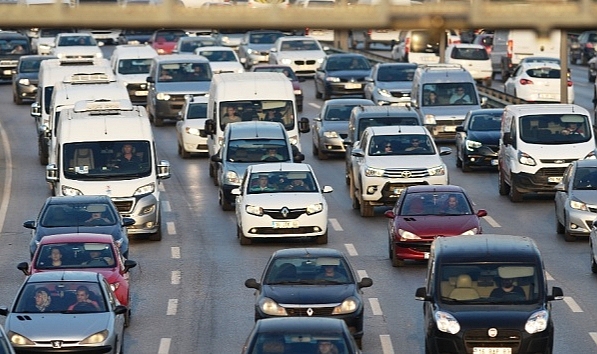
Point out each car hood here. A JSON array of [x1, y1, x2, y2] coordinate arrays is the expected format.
[[366, 154, 444, 169], [397, 215, 481, 237], [182, 118, 207, 129], [117, 73, 151, 85], [243, 193, 324, 208], [278, 50, 325, 60], [321, 120, 349, 134], [326, 69, 371, 80], [420, 105, 480, 120], [35, 225, 121, 241], [569, 190, 597, 204], [154, 81, 211, 94], [6, 312, 112, 340], [376, 81, 412, 91], [441, 304, 545, 328], [466, 130, 500, 145], [246, 44, 274, 52], [209, 62, 243, 74], [262, 284, 357, 304]]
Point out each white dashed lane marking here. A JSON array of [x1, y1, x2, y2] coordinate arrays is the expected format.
[[171, 247, 181, 259], [162, 200, 171, 212], [380, 334, 394, 354], [589, 332, 597, 347], [308, 103, 321, 109], [171, 271, 181, 285], [545, 271, 554, 281], [357, 270, 369, 280], [483, 216, 501, 227], [369, 298, 383, 316], [158, 184, 165, 192], [345, 243, 358, 256], [563, 296, 583, 312], [167, 221, 176, 235], [158, 338, 171, 354], [329, 218, 343, 231], [167, 299, 178, 315]]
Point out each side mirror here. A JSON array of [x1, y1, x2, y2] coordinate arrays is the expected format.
[[46, 163, 58, 182], [322, 186, 333, 193], [210, 154, 222, 163], [17, 262, 30, 276], [343, 138, 352, 147], [299, 117, 310, 133], [476, 209, 488, 217], [364, 76, 373, 82], [0, 306, 8, 317], [23, 220, 36, 229], [547, 286, 564, 301], [30, 101, 41, 118], [123, 259, 137, 272], [415, 287, 432, 301], [231, 188, 241, 196], [293, 152, 305, 163], [384, 210, 395, 219], [122, 217, 136, 227], [146, 76, 155, 83], [204, 119, 216, 135], [176, 112, 183, 121], [481, 96, 488, 107], [439, 147, 452, 156], [554, 183, 566, 192], [157, 160, 171, 179], [270, 48, 277, 53], [455, 125, 465, 132], [312, 117, 321, 122], [351, 149, 364, 158], [358, 277, 373, 289], [244, 278, 261, 290], [114, 305, 128, 315]]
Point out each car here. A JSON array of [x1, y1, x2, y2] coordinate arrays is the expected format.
[[454, 108, 503, 172], [384, 185, 486, 267], [363, 62, 417, 106], [176, 95, 209, 158], [23, 195, 135, 259], [471, 32, 493, 55], [233, 163, 331, 244], [0, 324, 15, 354], [241, 317, 361, 354], [590, 221, 597, 273], [314, 53, 372, 100], [117, 29, 154, 45], [555, 159, 597, 241], [50, 33, 103, 60], [148, 29, 188, 55], [172, 35, 217, 54], [391, 29, 440, 64], [213, 29, 251, 50], [576, 30, 597, 65], [194, 46, 244, 74], [244, 248, 373, 347], [109, 44, 158, 105], [238, 30, 286, 69], [12, 55, 56, 105], [0, 271, 127, 354], [349, 125, 451, 217], [569, 33, 582, 64], [311, 98, 375, 160], [444, 43, 492, 86], [17, 233, 137, 325], [79, 29, 121, 45], [504, 61, 574, 103], [268, 36, 327, 77], [0, 31, 33, 82], [250, 64, 305, 112], [31, 28, 76, 55]]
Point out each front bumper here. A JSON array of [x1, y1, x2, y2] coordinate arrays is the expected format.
[[153, 97, 186, 120], [511, 169, 566, 195], [394, 240, 433, 261], [14, 82, 37, 100], [112, 193, 160, 235], [361, 175, 448, 205], [125, 83, 149, 105], [240, 208, 328, 239], [462, 145, 499, 168], [324, 82, 365, 97], [564, 207, 597, 236], [372, 91, 411, 106], [426, 123, 462, 140], [182, 132, 208, 154], [317, 134, 347, 154], [14, 344, 113, 354]]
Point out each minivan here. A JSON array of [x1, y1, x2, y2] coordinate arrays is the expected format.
[[415, 234, 564, 354]]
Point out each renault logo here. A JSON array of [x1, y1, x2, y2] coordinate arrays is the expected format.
[[487, 328, 498, 338], [51, 341, 63, 349], [281, 207, 289, 218], [306, 308, 314, 316], [400, 171, 412, 178]]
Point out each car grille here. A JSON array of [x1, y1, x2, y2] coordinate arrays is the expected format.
[[283, 306, 337, 316], [463, 329, 521, 353], [390, 91, 410, 98], [196, 143, 208, 150], [126, 82, 148, 92], [383, 168, 430, 179], [539, 158, 577, 164], [294, 60, 317, 65], [339, 77, 366, 83], [111, 198, 135, 213], [339, 133, 348, 139], [250, 226, 318, 234], [259, 51, 269, 56], [263, 208, 306, 219], [536, 167, 567, 177]]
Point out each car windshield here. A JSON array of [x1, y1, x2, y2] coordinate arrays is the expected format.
[[437, 264, 541, 304], [19, 58, 45, 73], [14, 281, 107, 313], [323, 104, 359, 121], [198, 50, 237, 62], [35, 242, 117, 269], [518, 113, 591, 144], [219, 100, 295, 130], [468, 112, 502, 131], [226, 139, 290, 163], [357, 116, 420, 139], [280, 40, 321, 51], [154, 31, 186, 42], [0, 39, 30, 55], [40, 202, 118, 227], [249, 32, 284, 44], [326, 56, 370, 71], [572, 166, 597, 190], [377, 66, 415, 82], [57, 36, 95, 46], [158, 62, 212, 82], [369, 134, 435, 156], [247, 170, 317, 193], [251, 333, 352, 354], [187, 102, 208, 119], [399, 191, 473, 216], [422, 83, 479, 106], [118, 58, 152, 75], [264, 256, 353, 284]]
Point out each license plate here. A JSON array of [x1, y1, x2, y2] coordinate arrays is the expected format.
[[491, 159, 498, 166], [548, 176, 563, 183], [3, 69, 11, 75], [345, 83, 362, 89], [134, 90, 148, 96], [272, 221, 299, 229], [443, 126, 456, 132], [538, 93, 555, 99], [473, 348, 512, 354]]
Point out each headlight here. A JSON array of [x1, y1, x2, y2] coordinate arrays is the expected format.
[[427, 165, 446, 176], [95, 52, 103, 58], [398, 229, 420, 240], [377, 88, 392, 97], [18, 78, 30, 85], [156, 92, 171, 100], [39, 43, 50, 49], [134, 182, 155, 196], [570, 199, 588, 211], [185, 127, 201, 136], [80, 330, 108, 344], [259, 297, 287, 316], [316, 58, 324, 64], [8, 331, 35, 345], [466, 139, 482, 150], [424, 114, 436, 125], [525, 310, 548, 334], [460, 228, 478, 235], [435, 311, 460, 334], [326, 76, 340, 83], [332, 296, 359, 314], [518, 151, 536, 166], [55, 52, 65, 59], [306, 203, 323, 215], [584, 150, 597, 159], [280, 58, 292, 65], [110, 282, 120, 291], [246, 48, 254, 54], [225, 170, 240, 184], [365, 166, 384, 177], [237, 68, 245, 73], [246, 204, 263, 216], [157, 48, 166, 54], [62, 185, 83, 196], [323, 131, 339, 138], [221, 36, 230, 44], [293, 89, 302, 95]]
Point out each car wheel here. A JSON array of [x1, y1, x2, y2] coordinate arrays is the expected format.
[[148, 226, 162, 241], [556, 209, 565, 234], [461, 160, 472, 172], [360, 200, 374, 217], [124, 308, 131, 328], [582, 52, 588, 65], [589, 70, 596, 83], [354, 336, 363, 349], [154, 115, 164, 127], [315, 231, 328, 244], [298, 104, 303, 113], [564, 224, 576, 242], [323, 89, 331, 101], [312, 142, 318, 156], [350, 177, 360, 209], [317, 148, 328, 160], [38, 135, 48, 165], [315, 84, 322, 99], [390, 241, 404, 267], [498, 170, 510, 196], [180, 145, 191, 159], [147, 110, 154, 123], [508, 179, 523, 203], [238, 225, 252, 245], [219, 189, 233, 211], [209, 162, 215, 178], [13, 92, 23, 105]]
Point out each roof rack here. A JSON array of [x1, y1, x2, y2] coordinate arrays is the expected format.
[[73, 99, 134, 114], [58, 57, 96, 66], [63, 73, 114, 84], [421, 63, 464, 71]]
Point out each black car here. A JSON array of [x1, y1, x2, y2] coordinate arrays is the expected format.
[[117, 29, 154, 45], [244, 248, 373, 348], [23, 195, 134, 258], [314, 53, 372, 100], [12, 55, 56, 105], [577, 30, 597, 65], [455, 108, 503, 172], [0, 31, 32, 82], [242, 317, 361, 354]]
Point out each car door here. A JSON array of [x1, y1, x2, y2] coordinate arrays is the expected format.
[[314, 58, 328, 94], [455, 112, 469, 161], [504, 65, 521, 95], [234, 170, 250, 224], [312, 106, 324, 149]]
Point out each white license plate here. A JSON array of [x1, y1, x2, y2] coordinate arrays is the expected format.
[[491, 159, 498, 166], [272, 221, 299, 229], [134, 90, 148, 96], [473, 348, 512, 354], [548, 176, 563, 183], [443, 126, 457, 132], [345, 83, 362, 89]]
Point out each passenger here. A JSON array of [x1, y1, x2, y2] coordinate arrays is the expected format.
[[159, 68, 173, 81], [261, 148, 284, 161], [30, 287, 56, 312], [10, 45, 25, 54], [317, 340, 339, 354], [315, 265, 348, 283], [82, 250, 115, 267], [425, 91, 439, 106], [67, 286, 100, 311], [285, 178, 309, 191], [490, 277, 526, 300], [561, 122, 585, 136], [449, 86, 472, 104], [84, 211, 111, 226], [444, 194, 466, 214], [405, 138, 425, 152], [221, 106, 242, 125], [114, 143, 141, 171], [250, 175, 276, 192], [190, 64, 207, 80], [264, 109, 283, 123], [49, 247, 63, 267]]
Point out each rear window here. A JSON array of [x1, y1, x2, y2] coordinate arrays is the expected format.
[[526, 67, 560, 79], [409, 30, 439, 54], [451, 47, 489, 60]]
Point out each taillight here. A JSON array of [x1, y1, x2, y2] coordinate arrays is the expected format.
[[305, 27, 310, 35], [507, 39, 513, 58], [405, 37, 410, 54], [367, 29, 372, 36], [587, 43, 594, 49], [520, 78, 533, 85], [567, 80, 573, 87]]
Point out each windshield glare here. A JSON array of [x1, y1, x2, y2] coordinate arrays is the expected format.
[[519, 114, 591, 144]]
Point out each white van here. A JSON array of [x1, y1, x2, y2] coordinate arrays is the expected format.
[[203, 72, 310, 177], [498, 104, 596, 202], [47, 100, 171, 240], [32, 58, 112, 165], [110, 44, 158, 105]]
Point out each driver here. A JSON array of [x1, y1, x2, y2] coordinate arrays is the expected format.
[[261, 148, 284, 161]]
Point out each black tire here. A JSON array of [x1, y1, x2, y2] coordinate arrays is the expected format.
[[317, 148, 328, 160], [564, 227, 576, 242], [219, 192, 233, 211], [208, 162, 215, 177], [298, 104, 303, 113], [582, 53, 588, 65], [462, 161, 472, 172], [360, 200, 374, 217], [509, 179, 523, 203], [498, 171, 510, 196], [180, 144, 190, 159], [556, 208, 565, 234], [501, 66, 509, 83], [315, 232, 328, 244], [312, 142, 318, 156], [148, 226, 162, 241], [589, 70, 596, 83], [354, 337, 362, 350], [315, 85, 322, 99], [323, 89, 331, 101], [350, 177, 360, 209], [390, 240, 404, 267], [124, 308, 131, 328], [13, 92, 23, 105], [456, 153, 462, 168], [154, 116, 164, 127]]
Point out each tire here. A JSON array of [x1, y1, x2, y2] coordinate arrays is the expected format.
[[498, 171, 510, 196], [323, 89, 331, 101], [360, 200, 374, 217], [317, 148, 328, 160], [124, 308, 131, 328], [154, 116, 164, 127], [389, 240, 404, 267], [564, 227, 576, 242], [147, 110, 154, 123], [501, 66, 508, 83], [209, 162, 215, 178], [556, 216, 565, 234], [298, 104, 303, 113], [582, 52, 588, 65], [148, 226, 162, 241], [462, 160, 472, 172], [508, 179, 523, 203], [350, 176, 360, 209], [219, 189, 233, 211], [315, 85, 322, 99], [238, 225, 251, 245], [315, 231, 328, 244], [312, 143, 318, 156], [179, 144, 190, 159], [456, 153, 462, 168], [589, 70, 596, 83], [13, 92, 23, 105], [354, 337, 362, 350]]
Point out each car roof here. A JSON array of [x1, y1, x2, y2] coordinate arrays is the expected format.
[[434, 234, 541, 264], [374, 62, 418, 68], [47, 195, 113, 205], [323, 98, 374, 107], [249, 163, 312, 174], [272, 247, 345, 258], [448, 43, 485, 49], [467, 108, 503, 116], [405, 185, 465, 194], [255, 317, 347, 333], [326, 53, 367, 58], [38, 233, 115, 245], [573, 159, 597, 168], [367, 125, 428, 135], [196, 46, 235, 52], [153, 54, 209, 63], [228, 121, 286, 140], [27, 270, 102, 282], [352, 105, 418, 117]]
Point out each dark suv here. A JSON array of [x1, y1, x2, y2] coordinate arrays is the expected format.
[[0, 31, 32, 82], [577, 30, 597, 65]]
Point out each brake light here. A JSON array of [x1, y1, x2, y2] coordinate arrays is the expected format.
[[367, 29, 372, 36], [567, 80, 573, 87], [520, 78, 533, 85], [587, 43, 594, 49], [305, 27, 310, 35], [405, 37, 410, 54], [507, 39, 513, 59]]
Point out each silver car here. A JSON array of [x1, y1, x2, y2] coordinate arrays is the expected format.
[[364, 63, 417, 106], [0, 271, 126, 353], [555, 159, 597, 241]]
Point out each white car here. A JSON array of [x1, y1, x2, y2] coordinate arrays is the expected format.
[[31, 28, 76, 55], [176, 95, 209, 158], [444, 43, 492, 86], [50, 33, 103, 60], [504, 61, 574, 103], [233, 163, 333, 245], [194, 46, 244, 74], [269, 36, 326, 77]]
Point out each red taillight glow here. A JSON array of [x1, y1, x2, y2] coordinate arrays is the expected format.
[[520, 78, 533, 85], [507, 39, 513, 58], [567, 80, 573, 87], [405, 37, 410, 54], [587, 43, 594, 49], [305, 27, 310, 35]]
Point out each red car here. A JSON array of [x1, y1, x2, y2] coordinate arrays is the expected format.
[[250, 64, 304, 112], [148, 29, 188, 55], [17, 233, 136, 324], [384, 185, 487, 267]]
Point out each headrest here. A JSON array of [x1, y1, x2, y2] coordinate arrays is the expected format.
[[456, 274, 472, 288]]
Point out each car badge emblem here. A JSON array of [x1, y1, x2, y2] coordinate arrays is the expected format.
[[487, 328, 498, 338], [400, 171, 412, 178], [306, 308, 314, 316], [51, 340, 63, 349], [350, 78, 356, 82], [554, 159, 565, 164], [281, 207, 289, 218], [140, 84, 147, 90]]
